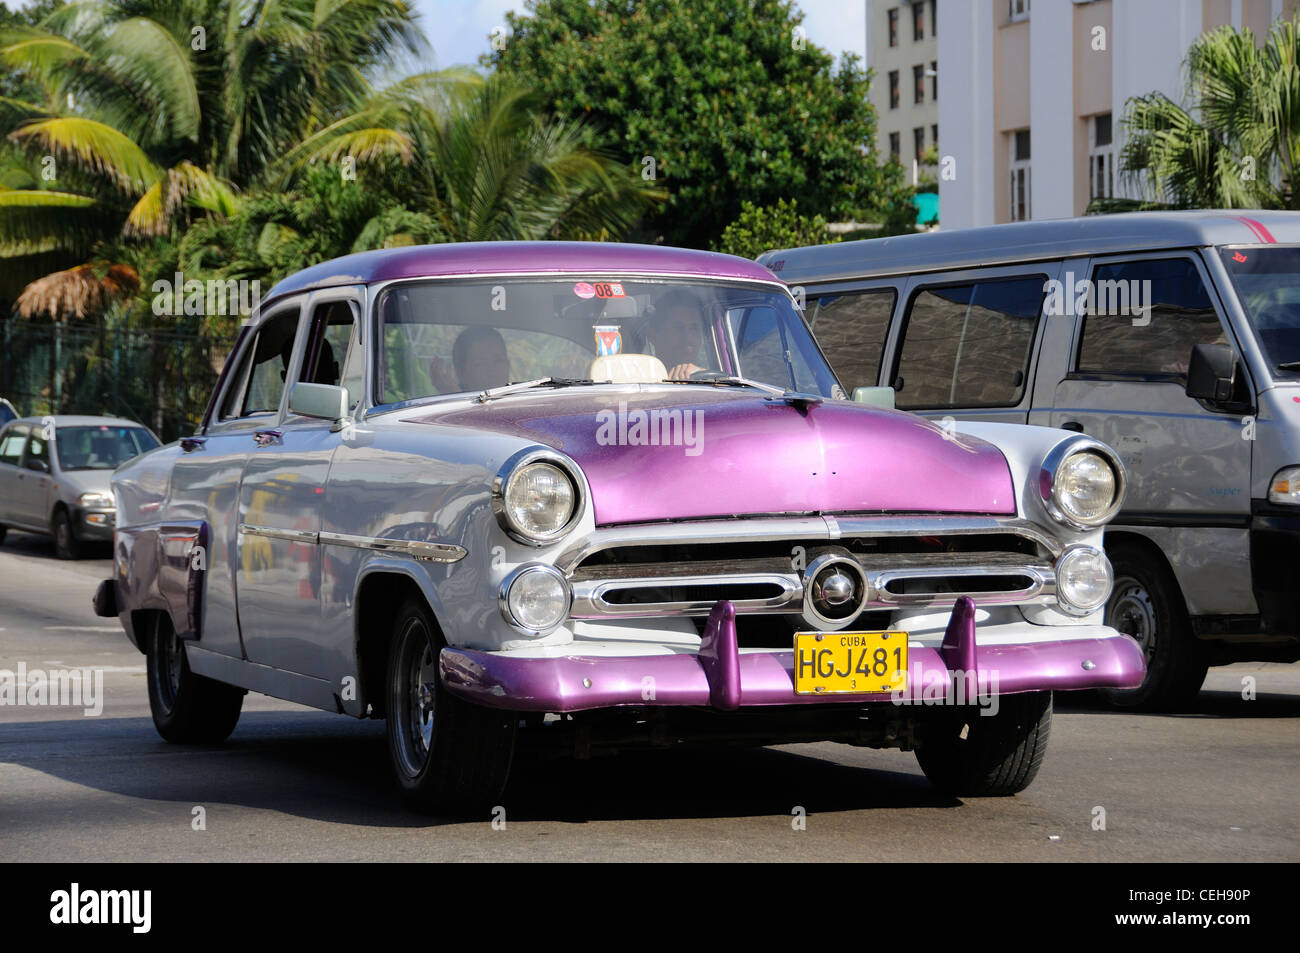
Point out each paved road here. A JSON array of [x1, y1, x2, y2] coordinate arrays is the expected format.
[[1, 531, 1296, 862]]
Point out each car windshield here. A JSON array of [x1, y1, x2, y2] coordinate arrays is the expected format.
[[374, 277, 842, 405], [55, 425, 159, 470], [1219, 246, 1300, 375]]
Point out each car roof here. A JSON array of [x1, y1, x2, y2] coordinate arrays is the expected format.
[[7, 415, 148, 429], [263, 241, 782, 307], [759, 211, 1300, 284]]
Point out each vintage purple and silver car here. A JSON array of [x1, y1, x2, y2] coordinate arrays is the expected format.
[[95, 242, 1144, 812]]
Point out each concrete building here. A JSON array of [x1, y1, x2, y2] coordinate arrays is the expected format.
[[938, 0, 1300, 230], [865, 0, 939, 180]]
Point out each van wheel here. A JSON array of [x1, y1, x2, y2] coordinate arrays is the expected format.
[[52, 508, 81, 559], [1100, 542, 1207, 710], [146, 614, 244, 743], [916, 692, 1052, 796], [385, 597, 515, 815]]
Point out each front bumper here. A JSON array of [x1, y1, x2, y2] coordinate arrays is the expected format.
[[441, 596, 1146, 712], [74, 505, 115, 541]]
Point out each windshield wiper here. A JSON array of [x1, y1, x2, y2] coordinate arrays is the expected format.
[[475, 377, 593, 403], [661, 374, 788, 396], [1276, 361, 1300, 371]]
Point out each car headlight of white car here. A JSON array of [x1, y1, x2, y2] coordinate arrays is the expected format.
[[1268, 466, 1300, 504], [78, 491, 115, 508], [1040, 441, 1125, 530], [492, 449, 583, 544]]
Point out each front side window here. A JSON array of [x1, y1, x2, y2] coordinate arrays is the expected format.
[[54, 425, 159, 471], [24, 430, 50, 469], [218, 309, 302, 421], [299, 300, 363, 412], [1218, 246, 1300, 377], [375, 278, 840, 405], [895, 276, 1045, 409], [1076, 258, 1226, 378], [808, 289, 898, 394]]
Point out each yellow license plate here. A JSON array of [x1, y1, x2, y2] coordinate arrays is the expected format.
[[793, 630, 908, 695]]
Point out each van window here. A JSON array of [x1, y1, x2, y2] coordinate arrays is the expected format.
[[1076, 258, 1226, 378], [895, 276, 1044, 409], [808, 289, 896, 393]]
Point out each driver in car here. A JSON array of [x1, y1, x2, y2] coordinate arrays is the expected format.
[[647, 290, 709, 380], [429, 326, 512, 393]]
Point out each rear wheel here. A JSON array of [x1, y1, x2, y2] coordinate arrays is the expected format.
[[385, 597, 515, 814], [52, 508, 81, 560], [916, 691, 1052, 796], [146, 614, 244, 743], [1100, 542, 1207, 710]]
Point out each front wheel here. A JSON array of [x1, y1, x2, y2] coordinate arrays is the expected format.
[[146, 614, 243, 743], [385, 598, 516, 814], [1099, 542, 1207, 710], [52, 508, 81, 559], [915, 691, 1052, 797]]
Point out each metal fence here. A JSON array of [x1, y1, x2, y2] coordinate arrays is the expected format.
[[0, 317, 238, 443]]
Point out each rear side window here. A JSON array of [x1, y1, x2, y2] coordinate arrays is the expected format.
[[807, 288, 897, 394], [0, 425, 28, 465], [894, 276, 1045, 409], [1076, 258, 1226, 378]]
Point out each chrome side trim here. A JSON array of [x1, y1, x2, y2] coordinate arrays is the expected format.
[[318, 531, 467, 563], [554, 515, 1061, 573], [238, 523, 318, 544]]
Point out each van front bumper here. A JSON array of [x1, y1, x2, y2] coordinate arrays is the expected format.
[[440, 597, 1146, 713]]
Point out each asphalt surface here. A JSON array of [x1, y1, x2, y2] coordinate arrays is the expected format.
[[1, 530, 1297, 862]]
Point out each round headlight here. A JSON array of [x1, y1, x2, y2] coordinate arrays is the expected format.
[[1051, 450, 1120, 526], [1055, 546, 1113, 614], [499, 459, 578, 543], [501, 565, 570, 633]]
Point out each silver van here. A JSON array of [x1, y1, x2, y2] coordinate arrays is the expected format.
[[760, 212, 1300, 708]]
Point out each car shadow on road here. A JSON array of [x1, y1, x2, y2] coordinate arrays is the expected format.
[[1057, 687, 1300, 718], [0, 710, 958, 828], [0, 529, 112, 562]]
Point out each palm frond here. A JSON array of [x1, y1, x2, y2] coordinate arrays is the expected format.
[[8, 116, 161, 194]]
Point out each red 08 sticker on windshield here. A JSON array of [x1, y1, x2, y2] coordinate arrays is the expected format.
[[574, 281, 625, 299]]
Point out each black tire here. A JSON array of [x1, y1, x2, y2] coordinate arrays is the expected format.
[[146, 614, 243, 743], [52, 508, 81, 560], [0, 523, 7, 545], [1100, 541, 1208, 710], [916, 691, 1052, 797], [385, 597, 516, 815]]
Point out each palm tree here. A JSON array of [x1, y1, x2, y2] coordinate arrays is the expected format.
[[1119, 17, 1300, 209], [0, 0, 424, 313]]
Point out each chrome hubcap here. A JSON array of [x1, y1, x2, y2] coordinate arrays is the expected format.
[[394, 619, 437, 777], [1107, 576, 1157, 661]]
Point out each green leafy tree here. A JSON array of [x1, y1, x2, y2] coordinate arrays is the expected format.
[[713, 197, 834, 259], [1118, 17, 1300, 209], [487, 0, 901, 247]]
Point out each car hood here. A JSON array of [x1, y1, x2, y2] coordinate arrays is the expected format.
[[56, 468, 114, 498], [404, 389, 1016, 525]]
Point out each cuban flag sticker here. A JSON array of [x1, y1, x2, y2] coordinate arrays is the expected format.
[[594, 325, 622, 356]]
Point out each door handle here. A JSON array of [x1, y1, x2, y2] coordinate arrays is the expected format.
[[253, 429, 282, 447], [1061, 421, 1084, 432], [180, 436, 207, 452]]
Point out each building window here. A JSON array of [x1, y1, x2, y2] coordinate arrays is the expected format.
[[913, 64, 925, 104], [929, 60, 937, 100], [888, 8, 899, 46], [931, 123, 938, 148], [914, 126, 925, 162], [930, 0, 937, 35], [1010, 129, 1031, 221], [1009, 0, 1030, 22], [889, 70, 900, 109], [913, 2, 925, 41], [1089, 112, 1114, 201], [889, 131, 901, 159]]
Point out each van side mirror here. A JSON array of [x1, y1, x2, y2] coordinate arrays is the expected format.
[[852, 386, 896, 409], [289, 382, 349, 421], [1185, 343, 1239, 403]]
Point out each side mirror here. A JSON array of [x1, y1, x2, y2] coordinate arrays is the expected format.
[[25, 458, 49, 473], [1185, 343, 1239, 403], [289, 382, 349, 421], [852, 386, 896, 410]]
